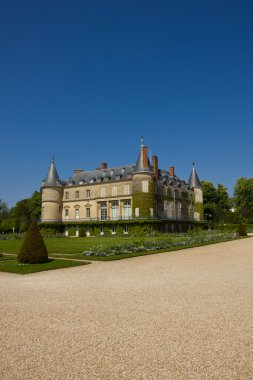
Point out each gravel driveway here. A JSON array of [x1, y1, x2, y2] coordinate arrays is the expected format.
[[1, 238, 253, 379]]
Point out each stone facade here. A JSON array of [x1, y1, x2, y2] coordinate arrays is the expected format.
[[41, 142, 203, 234]]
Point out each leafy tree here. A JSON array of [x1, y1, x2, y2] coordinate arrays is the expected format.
[[216, 184, 230, 210], [12, 199, 30, 224], [234, 178, 253, 222], [18, 221, 48, 264], [2, 191, 42, 232], [234, 178, 253, 208], [29, 191, 42, 221], [0, 199, 9, 220], [201, 181, 230, 223]]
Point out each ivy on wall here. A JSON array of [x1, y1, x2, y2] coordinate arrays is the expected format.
[[132, 193, 157, 218], [194, 203, 204, 219], [132, 180, 157, 218]]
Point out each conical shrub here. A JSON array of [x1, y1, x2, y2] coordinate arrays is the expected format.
[[18, 221, 48, 264]]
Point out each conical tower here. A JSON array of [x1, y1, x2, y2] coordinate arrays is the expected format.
[[188, 162, 203, 221], [132, 138, 157, 218], [41, 158, 63, 222]]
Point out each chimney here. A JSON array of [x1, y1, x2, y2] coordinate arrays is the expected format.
[[74, 169, 84, 174], [101, 162, 107, 170], [142, 146, 149, 168], [152, 155, 158, 180], [169, 166, 175, 177]]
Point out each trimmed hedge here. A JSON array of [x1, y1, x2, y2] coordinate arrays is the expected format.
[[18, 221, 48, 264]]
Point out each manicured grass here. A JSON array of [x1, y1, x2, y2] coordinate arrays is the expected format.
[[0, 254, 15, 261], [0, 257, 88, 274], [0, 236, 138, 254], [0, 234, 244, 265]]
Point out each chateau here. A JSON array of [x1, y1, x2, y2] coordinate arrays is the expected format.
[[41, 140, 203, 236]]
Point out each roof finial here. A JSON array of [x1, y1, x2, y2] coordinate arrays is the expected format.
[[52, 155, 55, 163], [192, 161, 195, 167], [141, 136, 144, 147]]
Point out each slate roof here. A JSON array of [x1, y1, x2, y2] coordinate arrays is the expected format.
[[66, 165, 135, 186], [42, 160, 62, 187], [188, 164, 202, 188], [134, 150, 153, 173], [42, 161, 191, 189], [60, 164, 189, 190]]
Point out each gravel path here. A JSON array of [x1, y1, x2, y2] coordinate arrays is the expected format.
[[1, 238, 253, 380]]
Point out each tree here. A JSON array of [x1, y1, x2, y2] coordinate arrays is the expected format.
[[5, 191, 42, 233], [234, 178, 253, 222], [0, 199, 9, 220], [12, 199, 30, 225], [201, 181, 230, 223], [216, 184, 230, 211], [18, 221, 48, 264], [29, 191, 42, 221]]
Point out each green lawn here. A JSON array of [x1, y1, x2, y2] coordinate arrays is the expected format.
[[0, 233, 243, 264], [0, 236, 136, 254], [0, 256, 88, 274]]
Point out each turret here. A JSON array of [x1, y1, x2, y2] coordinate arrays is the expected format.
[[132, 138, 156, 218], [188, 162, 203, 221], [41, 158, 63, 222]]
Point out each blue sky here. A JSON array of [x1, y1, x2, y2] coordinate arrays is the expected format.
[[1, 0, 253, 207]]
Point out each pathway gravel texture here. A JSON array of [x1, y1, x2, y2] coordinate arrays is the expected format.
[[0, 238, 253, 380]]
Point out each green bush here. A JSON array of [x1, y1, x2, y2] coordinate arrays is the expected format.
[[237, 223, 247, 236], [18, 221, 48, 264], [68, 226, 76, 236], [40, 227, 57, 237], [79, 228, 86, 237]]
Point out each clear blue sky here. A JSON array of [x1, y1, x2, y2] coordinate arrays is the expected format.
[[1, 0, 253, 207]]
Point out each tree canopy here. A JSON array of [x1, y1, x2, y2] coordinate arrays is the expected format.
[[201, 181, 230, 222], [0, 191, 41, 232], [234, 177, 253, 222]]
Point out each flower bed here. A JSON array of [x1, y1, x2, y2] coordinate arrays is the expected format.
[[83, 231, 238, 257]]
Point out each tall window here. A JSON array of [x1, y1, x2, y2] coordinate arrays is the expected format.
[[100, 202, 107, 220], [65, 209, 69, 219], [124, 185, 130, 195], [111, 201, 119, 220], [123, 224, 128, 234], [76, 191, 79, 199], [142, 181, 149, 193], [86, 189, 90, 198], [75, 209, 80, 219], [123, 200, 132, 219], [112, 186, 117, 196], [86, 208, 90, 218], [135, 208, 139, 217], [101, 188, 106, 197], [150, 208, 154, 217], [65, 192, 69, 200]]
